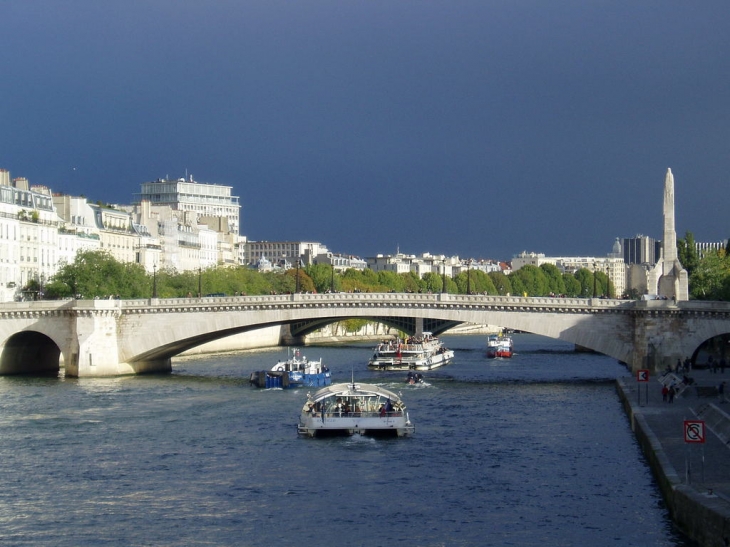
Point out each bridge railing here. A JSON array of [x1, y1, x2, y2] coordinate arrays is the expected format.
[[115, 292, 635, 311], [7, 292, 720, 314]]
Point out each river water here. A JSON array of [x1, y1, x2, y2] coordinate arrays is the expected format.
[[0, 334, 693, 546]]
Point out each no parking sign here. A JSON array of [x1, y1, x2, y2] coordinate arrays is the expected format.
[[684, 420, 706, 444]]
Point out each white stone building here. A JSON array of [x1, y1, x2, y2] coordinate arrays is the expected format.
[[136, 175, 240, 235]]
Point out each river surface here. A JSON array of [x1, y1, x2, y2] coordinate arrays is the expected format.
[[0, 334, 693, 546]]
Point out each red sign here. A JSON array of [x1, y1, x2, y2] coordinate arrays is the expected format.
[[636, 369, 650, 382], [684, 420, 706, 443]]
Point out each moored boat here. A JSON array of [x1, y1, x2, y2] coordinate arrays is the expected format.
[[367, 332, 454, 371], [297, 382, 415, 438], [249, 349, 331, 389], [486, 333, 514, 358]]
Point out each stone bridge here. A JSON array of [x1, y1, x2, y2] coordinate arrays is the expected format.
[[1, 293, 729, 377]]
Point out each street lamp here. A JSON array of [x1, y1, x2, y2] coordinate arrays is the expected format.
[[152, 264, 158, 298], [295, 259, 301, 293], [198, 266, 202, 297], [330, 262, 335, 293], [592, 261, 597, 298], [39, 274, 44, 300], [467, 259, 472, 295], [442, 259, 447, 294]]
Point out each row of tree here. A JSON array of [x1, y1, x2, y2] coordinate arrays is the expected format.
[[28, 234, 730, 301], [31, 250, 615, 300]]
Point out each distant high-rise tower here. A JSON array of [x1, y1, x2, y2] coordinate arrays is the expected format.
[[621, 234, 661, 265], [647, 168, 689, 300]]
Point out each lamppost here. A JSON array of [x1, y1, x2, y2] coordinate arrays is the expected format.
[[295, 259, 301, 293], [592, 261, 597, 298], [198, 266, 202, 297], [152, 263, 158, 298], [39, 274, 44, 300], [442, 259, 447, 294], [330, 262, 335, 293], [467, 259, 472, 295]]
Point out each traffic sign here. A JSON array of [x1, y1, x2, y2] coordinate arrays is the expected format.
[[637, 369, 650, 382], [684, 420, 706, 443]]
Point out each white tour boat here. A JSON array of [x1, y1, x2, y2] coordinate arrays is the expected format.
[[297, 382, 415, 438], [367, 332, 454, 371], [249, 349, 331, 389]]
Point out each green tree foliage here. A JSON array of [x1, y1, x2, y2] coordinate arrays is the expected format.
[[677, 232, 699, 276], [341, 268, 377, 293], [401, 271, 425, 293], [509, 265, 549, 296], [45, 250, 148, 299], [508, 275, 526, 297], [377, 271, 406, 292], [488, 271, 512, 295], [573, 268, 594, 298], [304, 264, 337, 293], [421, 272, 442, 293], [562, 273, 582, 297], [689, 250, 730, 300], [341, 318, 370, 333], [539, 263, 566, 295], [454, 269, 497, 295]]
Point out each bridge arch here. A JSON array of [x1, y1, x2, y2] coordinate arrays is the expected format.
[[692, 333, 730, 368], [0, 331, 61, 376]]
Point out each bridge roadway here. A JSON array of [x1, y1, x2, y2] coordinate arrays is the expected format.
[[1, 292, 730, 377]]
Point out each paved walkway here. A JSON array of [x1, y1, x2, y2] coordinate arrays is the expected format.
[[619, 367, 730, 544]]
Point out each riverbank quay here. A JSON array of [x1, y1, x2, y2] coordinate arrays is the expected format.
[[618, 369, 730, 546]]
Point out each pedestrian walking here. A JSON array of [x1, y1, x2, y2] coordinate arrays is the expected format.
[[668, 385, 676, 403], [661, 385, 668, 402]]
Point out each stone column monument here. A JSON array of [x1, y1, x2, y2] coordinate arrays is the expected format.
[[647, 168, 689, 300]]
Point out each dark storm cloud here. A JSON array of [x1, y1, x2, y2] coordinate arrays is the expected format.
[[1, 1, 729, 260]]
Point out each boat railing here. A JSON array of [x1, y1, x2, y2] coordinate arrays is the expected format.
[[310, 410, 404, 419]]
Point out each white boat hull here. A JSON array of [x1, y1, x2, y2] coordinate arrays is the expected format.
[[368, 349, 454, 371], [298, 413, 415, 437]]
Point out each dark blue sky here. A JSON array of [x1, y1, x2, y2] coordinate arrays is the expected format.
[[2, 1, 729, 261]]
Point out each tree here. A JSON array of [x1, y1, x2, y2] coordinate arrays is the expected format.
[[509, 265, 549, 296], [689, 250, 730, 300], [540, 263, 566, 295], [305, 264, 339, 293], [454, 269, 497, 294], [377, 271, 406, 292], [401, 271, 425, 293], [509, 275, 526, 297], [45, 250, 148, 299], [677, 232, 699, 276], [488, 271, 512, 296], [562, 273, 582, 297], [422, 272, 442, 293], [573, 268, 594, 298]]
